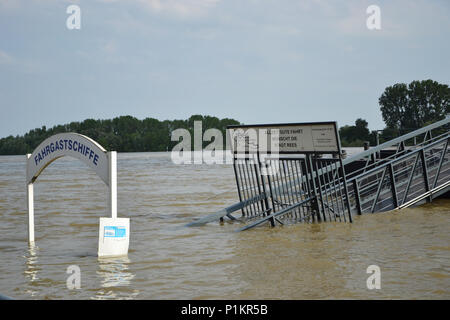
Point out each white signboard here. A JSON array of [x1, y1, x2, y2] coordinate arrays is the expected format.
[[98, 218, 130, 258], [26, 132, 109, 185], [228, 122, 340, 153]]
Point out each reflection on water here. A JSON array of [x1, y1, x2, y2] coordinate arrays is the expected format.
[[0, 152, 448, 299], [97, 256, 134, 288], [95, 256, 138, 300], [23, 244, 40, 297]]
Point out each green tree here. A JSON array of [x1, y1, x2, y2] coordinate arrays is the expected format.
[[339, 118, 371, 147], [379, 80, 449, 134]]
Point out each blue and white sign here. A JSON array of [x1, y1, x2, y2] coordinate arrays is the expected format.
[[104, 226, 127, 238], [99, 218, 130, 257]]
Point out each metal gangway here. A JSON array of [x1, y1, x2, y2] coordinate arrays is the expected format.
[[187, 117, 450, 231]]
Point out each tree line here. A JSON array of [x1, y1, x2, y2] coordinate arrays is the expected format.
[[0, 115, 240, 155], [0, 79, 448, 155]]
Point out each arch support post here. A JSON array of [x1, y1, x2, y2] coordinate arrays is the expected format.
[[108, 151, 117, 219], [98, 151, 130, 258], [26, 154, 35, 244]]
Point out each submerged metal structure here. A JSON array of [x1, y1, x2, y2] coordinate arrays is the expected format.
[[187, 116, 450, 231]]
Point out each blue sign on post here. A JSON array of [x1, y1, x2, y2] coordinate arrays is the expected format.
[[104, 226, 126, 238]]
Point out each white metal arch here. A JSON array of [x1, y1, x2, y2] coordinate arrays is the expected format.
[[25, 133, 123, 257]]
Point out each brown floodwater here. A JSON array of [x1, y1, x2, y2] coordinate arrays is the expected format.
[[0, 152, 448, 299]]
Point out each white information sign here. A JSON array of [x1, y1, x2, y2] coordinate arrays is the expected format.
[[228, 122, 340, 153], [98, 218, 130, 258]]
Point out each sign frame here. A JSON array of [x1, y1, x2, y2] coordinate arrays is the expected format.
[[227, 121, 342, 155]]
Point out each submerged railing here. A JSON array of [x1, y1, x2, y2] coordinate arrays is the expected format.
[[187, 116, 450, 231]]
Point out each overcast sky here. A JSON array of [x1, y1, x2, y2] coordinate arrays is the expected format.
[[0, 0, 449, 137]]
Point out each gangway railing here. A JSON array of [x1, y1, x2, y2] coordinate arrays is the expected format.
[[347, 134, 449, 215], [187, 116, 450, 230]]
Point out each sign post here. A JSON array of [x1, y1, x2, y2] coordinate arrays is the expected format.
[[25, 133, 130, 257], [26, 154, 35, 243]]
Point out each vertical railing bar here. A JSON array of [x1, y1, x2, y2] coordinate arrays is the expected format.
[[306, 155, 319, 223], [246, 156, 261, 216], [371, 166, 388, 213], [311, 156, 325, 222], [291, 160, 302, 217], [249, 156, 262, 216], [237, 158, 250, 217], [292, 160, 303, 220], [419, 148, 431, 202], [252, 153, 266, 215], [265, 158, 277, 226], [286, 160, 298, 219], [353, 178, 362, 215], [401, 152, 420, 205], [388, 163, 399, 208], [329, 160, 341, 222], [331, 160, 343, 221], [290, 160, 303, 220], [432, 138, 449, 188], [327, 159, 339, 221], [278, 160, 291, 218], [249, 156, 261, 216], [240, 157, 253, 216], [362, 156, 371, 174], [257, 152, 274, 224], [242, 157, 257, 216], [283, 160, 297, 218], [335, 160, 346, 222], [241, 157, 254, 216], [232, 155, 245, 217], [269, 159, 281, 213], [304, 157, 315, 223], [293, 159, 307, 219], [302, 158, 313, 220], [339, 155, 352, 223], [317, 158, 328, 221], [326, 159, 338, 221], [325, 159, 335, 221], [318, 159, 330, 221], [273, 159, 284, 214]]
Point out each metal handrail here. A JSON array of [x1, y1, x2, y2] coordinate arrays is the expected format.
[[343, 115, 449, 165], [347, 135, 449, 184], [344, 130, 450, 179]]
